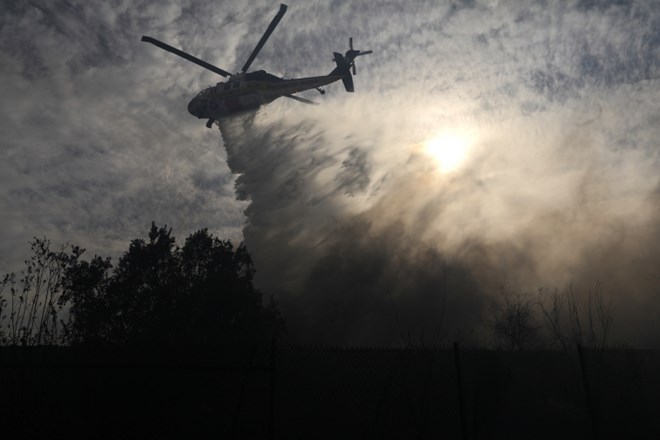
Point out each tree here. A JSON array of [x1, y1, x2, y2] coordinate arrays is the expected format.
[[487, 283, 615, 351], [58, 223, 284, 347], [488, 289, 540, 351], [538, 282, 612, 349]]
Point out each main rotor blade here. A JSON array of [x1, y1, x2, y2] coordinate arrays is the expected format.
[[141, 36, 232, 78], [284, 94, 318, 105], [241, 4, 287, 73]]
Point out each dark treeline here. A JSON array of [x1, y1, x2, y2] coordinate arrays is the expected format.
[[0, 223, 284, 348]]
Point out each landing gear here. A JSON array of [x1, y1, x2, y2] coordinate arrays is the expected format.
[[315, 87, 326, 95]]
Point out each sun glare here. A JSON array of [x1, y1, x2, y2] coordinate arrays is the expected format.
[[424, 131, 474, 173]]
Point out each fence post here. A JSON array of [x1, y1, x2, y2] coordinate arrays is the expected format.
[[267, 337, 277, 440], [231, 344, 258, 436], [577, 343, 599, 440], [453, 342, 468, 440]]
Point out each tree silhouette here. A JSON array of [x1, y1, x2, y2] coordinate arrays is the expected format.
[[59, 223, 283, 347], [0, 238, 80, 346], [488, 289, 540, 351]]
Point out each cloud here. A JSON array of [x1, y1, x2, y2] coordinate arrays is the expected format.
[[0, 1, 248, 271]]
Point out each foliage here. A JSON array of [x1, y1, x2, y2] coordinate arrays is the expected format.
[[1, 224, 284, 347], [0, 239, 81, 346], [60, 223, 284, 347]]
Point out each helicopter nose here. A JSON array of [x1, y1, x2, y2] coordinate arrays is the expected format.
[[187, 97, 206, 119]]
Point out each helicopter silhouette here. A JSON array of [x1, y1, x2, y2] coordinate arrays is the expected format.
[[142, 4, 372, 128]]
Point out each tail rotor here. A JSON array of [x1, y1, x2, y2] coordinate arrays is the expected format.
[[330, 37, 372, 92], [350, 38, 356, 74], [346, 37, 372, 75]]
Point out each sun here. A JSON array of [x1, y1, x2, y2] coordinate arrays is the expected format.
[[423, 131, 474, 173]]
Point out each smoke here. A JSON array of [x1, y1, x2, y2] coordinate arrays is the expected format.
[[212, 1, 660, 346], [216, 79, 659, 346]]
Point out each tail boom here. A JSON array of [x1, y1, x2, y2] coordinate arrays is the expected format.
[[330, 52, 355, 92]]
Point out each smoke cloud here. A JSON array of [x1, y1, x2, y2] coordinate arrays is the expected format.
[[218, 80, 660, 346]]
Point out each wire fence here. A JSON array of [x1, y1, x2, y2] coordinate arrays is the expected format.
[[1, 343, 659, 439], [578, 345, 660, 439], [275, 345, 463, 439]]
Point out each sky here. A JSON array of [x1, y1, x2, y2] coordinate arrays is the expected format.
[[1, 0, 659, 345]]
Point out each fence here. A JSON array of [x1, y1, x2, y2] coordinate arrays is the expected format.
[[577, 344, 660, 439], [1, 343, 659, 439]]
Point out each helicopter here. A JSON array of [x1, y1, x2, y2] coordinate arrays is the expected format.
[[142, 4, 372, 128]]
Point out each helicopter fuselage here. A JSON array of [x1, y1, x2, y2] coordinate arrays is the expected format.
[[142, 4, 371, 128], [187, 70, 342, 120]]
